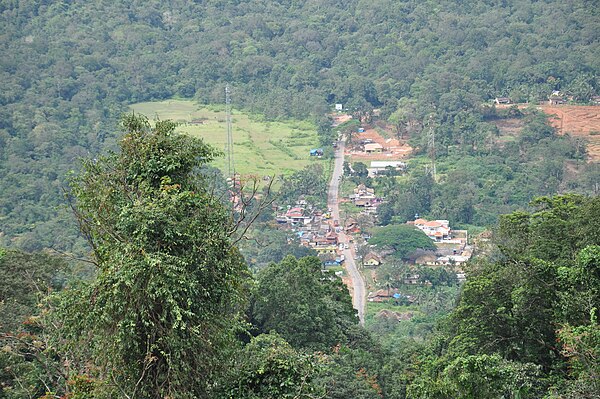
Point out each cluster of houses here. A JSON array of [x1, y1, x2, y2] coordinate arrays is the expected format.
[[362, 217, 472, 303], [348, 184, 383, 214], [275, 197, 344, 265]]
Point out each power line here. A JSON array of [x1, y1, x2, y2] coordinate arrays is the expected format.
[[225, 84, 235, 180]]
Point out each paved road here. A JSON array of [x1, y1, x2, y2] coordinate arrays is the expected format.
[[327, 138, 366, 325]]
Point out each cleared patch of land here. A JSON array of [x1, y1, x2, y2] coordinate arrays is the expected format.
[[346, 124, 412, 163], [492, 105, 600, 162], [538, 105, 600, 162], [130, 100, 322, 176]]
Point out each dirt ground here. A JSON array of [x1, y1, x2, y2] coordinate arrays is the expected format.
[[346, 126, 413, 161], [496, 104, 600, 162], [538, 105, 600, 162]]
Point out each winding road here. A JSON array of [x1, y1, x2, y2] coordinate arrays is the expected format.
[[328, 137, 366, 324]]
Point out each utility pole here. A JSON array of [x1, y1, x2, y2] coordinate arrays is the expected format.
[[225, 84, 235, 181], [427, 115, 436, 182]]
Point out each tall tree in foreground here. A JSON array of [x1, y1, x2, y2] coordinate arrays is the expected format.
[[251, 256, 357, 351], [63, 114, 248, 398]]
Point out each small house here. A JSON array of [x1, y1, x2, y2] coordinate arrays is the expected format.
[[549, 96, 566, 105], [494, 97, 512, 105], [363, 252, 382, 267], [364, 142, 383, 153]]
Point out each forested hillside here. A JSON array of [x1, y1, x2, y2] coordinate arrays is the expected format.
[[1, 3, 599, 396], [1, 0, 599, 251]]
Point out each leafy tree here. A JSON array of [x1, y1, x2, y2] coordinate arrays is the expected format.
[[277, 164, 328, 207], [352, 162, 369, 178], [407, 354, 543, 399], [220, 333, 323, 399], [369, 224, 435, 260], [409, 195, 600, 397], [250, 256, 357, 351], [0, 250, 69, 398], [60, 114, 249, 398], [0, 249, 68, 334]]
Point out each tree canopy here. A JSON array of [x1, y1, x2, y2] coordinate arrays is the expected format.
[[369, 224, 436, 260], [251, 255, 357, 351], [59, 114, 249, 398]]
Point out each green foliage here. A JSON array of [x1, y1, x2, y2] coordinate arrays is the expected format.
[[378, 110, 596, 228], [407, 354, 543, 399], [0, 249, 68, 334], [239, 225, 317, 270], [369, 224, 436, 260], [277, 164, 328, 208], [251, 256, 357, 351], [408, 195, 600, 398], [60, 114, 249, 398], [318, 349, 383, 399], [0, 250, 70, 399], [221, 333, 323, 399], [553, 317, 600, 397]]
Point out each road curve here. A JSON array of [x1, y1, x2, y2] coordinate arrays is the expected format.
[[327, 138, 366, 325]]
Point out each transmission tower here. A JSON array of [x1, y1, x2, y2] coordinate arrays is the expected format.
[[225, 84, 235, 180], [427, 116, 437, 182]]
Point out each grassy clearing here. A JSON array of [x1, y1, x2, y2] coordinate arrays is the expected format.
[[130, 100, 322, 177]]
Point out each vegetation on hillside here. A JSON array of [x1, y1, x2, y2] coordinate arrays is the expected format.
[[1, 0, 599, 252], [1, 1, 599, 397]]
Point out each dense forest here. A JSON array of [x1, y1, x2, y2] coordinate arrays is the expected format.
[[1, 0, 599, 398], [1, 0, 599, 252]]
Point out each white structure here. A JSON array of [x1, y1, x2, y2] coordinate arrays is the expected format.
[[412, 218, 451, 241], [335, 103, 343, 111], [368, 161, 407, 177]]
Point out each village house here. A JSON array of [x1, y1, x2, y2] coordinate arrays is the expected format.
[[368, 289, 416, 304], [364, 142, 384, 153], [403, 274, 421, 285], [494, 97, 512, 105], [411, 218, 451, 241], [427, 254, 470, 267], [350, 184, 376, 203], [354, 183, 375, 197], [283, 207, 312, 225], [313, 245, 338, 255], [344, 218, 361, 234], [325, 231, 339, 245], [363, 252, 382, 267], [548, 94, 566, 105], [367, 289, 397, 303]]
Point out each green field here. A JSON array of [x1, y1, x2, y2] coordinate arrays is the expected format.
[[130, 100, 322, 176]]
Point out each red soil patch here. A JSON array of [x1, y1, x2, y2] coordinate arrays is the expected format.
[[346, 126, 413, 162], [538, 105, 600, 162]]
